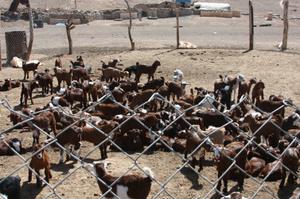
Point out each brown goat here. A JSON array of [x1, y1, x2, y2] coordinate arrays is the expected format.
[[256, 99, 286, 117], [93, 103, 127, 120], [216, 141, 247, 193], [28, 144, 52, 187], [101, 59, 119, 69], [252, 81, 265, 104], [237, 78, 256, 101], [20, 81, 39, 107], [135, 60, 161, 82], [31, 111, 57, 145], [142, 77, 165, 91], [259, 160, 286, 187], [128, 89, 155, 109], [243, 114, 282, 147], [65, 88, 87, 108], [54, 67, 72, 89], [101, 68, 129, 82], [71, 67, 90, 82], [22, 60, 40, 80], [280, 147, 300, 186], [79, 121, 119, 159], [166, 81, 185, 101], [55, 58, 63, 68], [84, 161, 154, 199], [34, 69, 53, 96], [245, 157, 266, 177]]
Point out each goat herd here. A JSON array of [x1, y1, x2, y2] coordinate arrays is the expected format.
[[0, 55, 300, 199]]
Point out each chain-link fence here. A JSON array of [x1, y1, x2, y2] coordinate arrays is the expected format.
[[0, 91, 299, 199]]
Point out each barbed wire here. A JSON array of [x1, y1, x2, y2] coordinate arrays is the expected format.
[[0, 93, 299, 199]]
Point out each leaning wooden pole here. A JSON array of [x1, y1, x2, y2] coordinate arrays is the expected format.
[[26, 2, 34, 61], [248, 0, 254, 51], [281, 0, 289, 51], [124, 0, 135, 50]]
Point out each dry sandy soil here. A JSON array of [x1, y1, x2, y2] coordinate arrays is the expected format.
[[0, 49, 300, 199], [0, 0, 300, 199]]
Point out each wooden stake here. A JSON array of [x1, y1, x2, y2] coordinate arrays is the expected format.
[[248, 0, 254, 51], [176, 5, 180, 49], [65, 18, 75, 55], [281, 0, 289, 51], [124, 0, 135, 50], [26, 3, 34, 61], [74, 0, 77, 9], [0, 8, 2, 70]]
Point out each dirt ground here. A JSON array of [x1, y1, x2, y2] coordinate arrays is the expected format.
[[0, 49, 300, 199]]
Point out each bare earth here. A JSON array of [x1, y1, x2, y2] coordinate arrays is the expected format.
[[0, 0, 300, 198], [0, 49, 300, 199]]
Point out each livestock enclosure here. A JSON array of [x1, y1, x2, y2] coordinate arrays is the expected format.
[[0, 0, 300, 199], [0, 73, 300, 199]]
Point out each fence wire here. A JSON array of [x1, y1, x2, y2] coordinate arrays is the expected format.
[[0, 92, 299, 199]]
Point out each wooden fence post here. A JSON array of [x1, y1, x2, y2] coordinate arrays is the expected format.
[[281, 0, 289, 51], [0, 9, 2, 70], [176, 5, 180, 49], [248, 0, 254, 51], [26, 2, 34, 61]]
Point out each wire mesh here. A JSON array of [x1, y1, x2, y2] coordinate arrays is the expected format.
[[0, 92, 299, 199]]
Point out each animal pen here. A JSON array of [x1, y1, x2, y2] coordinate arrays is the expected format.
[[0, 92, 300, 198], [0, 0, 300, 199]]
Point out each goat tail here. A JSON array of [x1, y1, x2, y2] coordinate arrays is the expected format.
[[143, 167, 154, 179]]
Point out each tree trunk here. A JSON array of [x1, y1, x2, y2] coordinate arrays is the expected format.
[[65, 19, 75, 55], [124, 0, 135, 50], [67, 29, 73, 55], [248, 0, 254, 51], [281, 0, 289, 51], [26, 3, 34, 61]]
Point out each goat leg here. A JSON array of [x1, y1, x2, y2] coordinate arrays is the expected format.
[[30, 92, 34, 105], [28, 168, 33, 182], [20, 93, 23, 105], [45, 168, 52, 183], [279, 170, 286, 188], [237, 174, 244, 192], [287, 173, 295, 185], [198, 156, 204, 172], [36, 170, 42, 187], [25, 95, 28, 107], [59, 149, 65, 163], [222, 178, 228, 194], [216, 172, 222, 191]]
